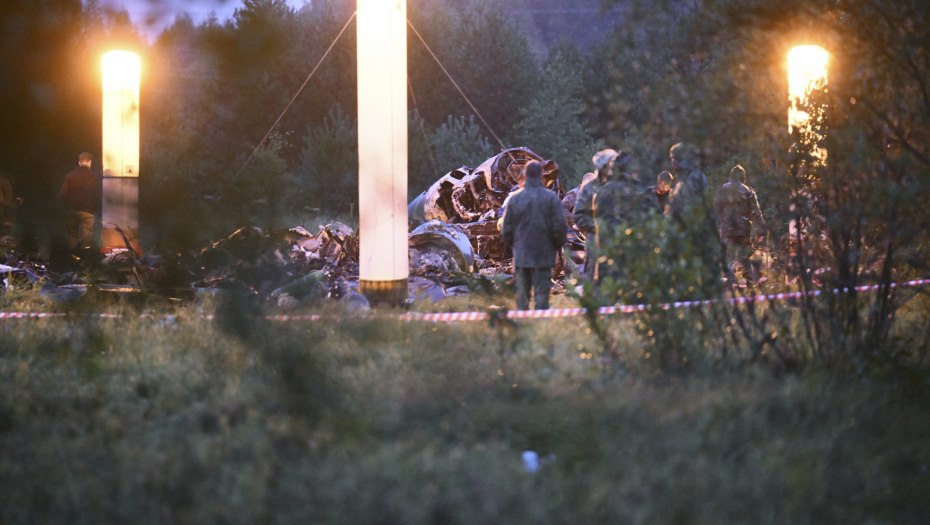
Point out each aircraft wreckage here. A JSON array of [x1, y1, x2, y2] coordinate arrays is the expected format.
[[17, 148, 587, 305]]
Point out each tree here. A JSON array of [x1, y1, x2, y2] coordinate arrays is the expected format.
[[407, 1, 540, 143], [585, 0, 930, 373], [512, 45, 595, 187], [293, 105, 358, 211]]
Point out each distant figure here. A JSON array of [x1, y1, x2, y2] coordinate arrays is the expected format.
[[0, 170, 14, 236], [60, 152, 99, 250], [669, 142, 707, 193], [496, 168, 526, 231], [713, 165, 767, 281], [502, 161, 568, 310], [561, 171, 597, 218], [573, 149, 628, 280], [645, 171, 674, 215], [591, 153, 651, 281]]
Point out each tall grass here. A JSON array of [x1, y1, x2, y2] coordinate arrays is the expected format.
[[0, 288, 927, 524]]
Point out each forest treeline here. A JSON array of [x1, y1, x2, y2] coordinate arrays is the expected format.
[[0, 0, 928, 262]]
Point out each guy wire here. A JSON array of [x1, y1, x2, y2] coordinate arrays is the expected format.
[[406, 17, 508, 152], [216, 10, 358, 203], [408, 78, 439, 179]]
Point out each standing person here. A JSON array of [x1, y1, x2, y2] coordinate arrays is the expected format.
[[669, 142, 707, 194], [572, 149, 626, 280], [713, 165, 767, 282], [0, 169, 15, 236], [496, 168, 526, 231], [502, 161, 568, 310], [645, 171, 674, 215], [561, 171, 597, 219], [60, 152, 99, 250], [591, 154, 651, 282]]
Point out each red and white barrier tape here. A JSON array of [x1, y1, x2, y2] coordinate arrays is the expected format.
[[400, 278, 930, 323], [1, 280, 927, 323]]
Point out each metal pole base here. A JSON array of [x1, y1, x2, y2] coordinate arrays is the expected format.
[[360, 278, 409, 306], [101, 226, 141, 256]]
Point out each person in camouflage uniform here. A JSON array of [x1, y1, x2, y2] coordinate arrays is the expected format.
[[713, 165, 767, 282], [668, 143, 709, 219], [591, 156, 651, 282], [572, 149, 627, 280], [561, 171, 597, 220], [502, 161, 568, 310]]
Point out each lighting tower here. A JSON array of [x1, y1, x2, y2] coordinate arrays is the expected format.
[[101, 50, 141, 255], [357, 0, 408, 304]]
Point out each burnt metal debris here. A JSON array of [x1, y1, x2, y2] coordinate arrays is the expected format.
[[1, 147, 590, 305], [408, 147, 582, 276], [409, 147, 563, 224]]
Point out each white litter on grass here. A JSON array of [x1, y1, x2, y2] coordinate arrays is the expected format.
[[522, 450, 556, 473], [522, 451, 539, 473]]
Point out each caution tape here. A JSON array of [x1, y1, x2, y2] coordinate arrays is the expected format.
[[0, 280, 927, 323], [0, 312, 125, 319], [398, 279, 930, 323]]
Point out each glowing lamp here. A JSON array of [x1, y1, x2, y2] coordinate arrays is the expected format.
[[357, 0, 408, 304], [101, 50, 141, 254], [788, 45, 828, 163]]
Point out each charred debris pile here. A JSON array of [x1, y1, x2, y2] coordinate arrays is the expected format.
[[5, 148, 587, 305]]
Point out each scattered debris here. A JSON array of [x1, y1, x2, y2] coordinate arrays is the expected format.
[[409, 221, 474, 274], [0, 148, 590, 306]]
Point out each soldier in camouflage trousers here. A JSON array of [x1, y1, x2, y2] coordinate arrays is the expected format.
[[713, 165, 768, 282], [591, 160, 652, 282], [572, 149, 629, 281]]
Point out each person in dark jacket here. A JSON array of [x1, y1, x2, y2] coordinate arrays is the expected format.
[[502, 161, 568, 310], [0, 169, 15, 236], [645, 171, 674, 215], [60, 152, 99, 249]]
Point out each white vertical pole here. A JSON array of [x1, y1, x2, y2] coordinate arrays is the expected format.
[[357, 0, 408, 304], [101, 50, 141, 255]]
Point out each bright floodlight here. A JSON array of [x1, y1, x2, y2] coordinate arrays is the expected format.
[[101, 50, 141, 254], [788, 45, 828, 163], [357, 0, 408, 304]]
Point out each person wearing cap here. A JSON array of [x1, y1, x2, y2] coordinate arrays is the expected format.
[[645, 171, 674, 216], [713, 165, 767, 282], [60, 152, 100, 250], [502, 161, 567, 310], [572, 149, 622, 280]]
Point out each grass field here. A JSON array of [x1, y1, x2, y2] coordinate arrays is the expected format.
[[0, 289, 928, 524]]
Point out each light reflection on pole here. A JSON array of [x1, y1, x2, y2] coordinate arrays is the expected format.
[[101, 50, 141, 255], [357, 0, 409, 304]]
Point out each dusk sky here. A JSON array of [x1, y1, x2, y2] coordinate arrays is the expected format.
[[102, 0, 309, 40]]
